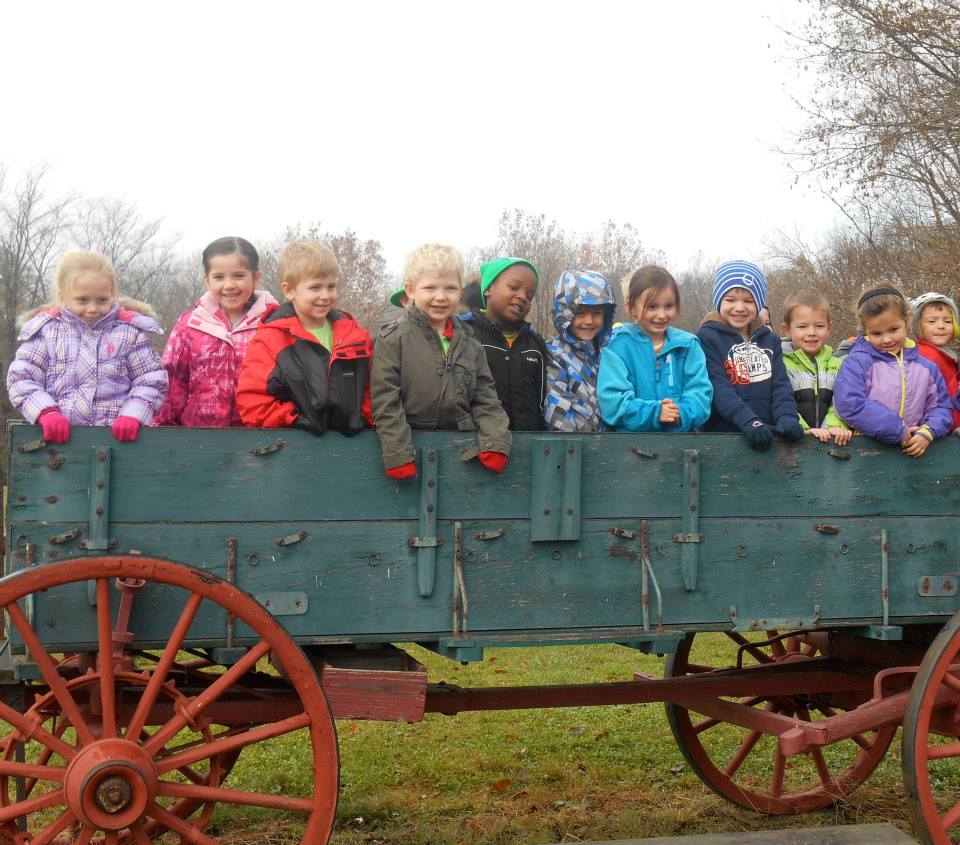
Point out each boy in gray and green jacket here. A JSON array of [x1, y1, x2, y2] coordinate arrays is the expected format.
[[371, 244, 511, 479], [780, 289, 851, 445]]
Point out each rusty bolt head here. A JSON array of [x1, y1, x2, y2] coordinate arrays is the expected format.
[[95, 775, 131, 813]]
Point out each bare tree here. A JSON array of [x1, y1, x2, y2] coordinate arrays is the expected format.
[[0, 166, 73, 417], [793, 0, 960, 267], [73, 196, 179, 303]]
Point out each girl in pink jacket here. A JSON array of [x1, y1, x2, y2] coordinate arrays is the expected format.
[[6, 250, 168, 443], [154, 237, 277, 427]]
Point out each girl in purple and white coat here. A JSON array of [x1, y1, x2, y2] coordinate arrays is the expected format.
[[6, 250, 168, 444], [833, 287, 952, 458]]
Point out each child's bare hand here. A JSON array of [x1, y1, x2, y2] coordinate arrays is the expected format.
[[901, 426, 917, 448], [659, 399, 680, 425], [807, 427, 831, 443], [830, 428, 852, 446], [901, 432, 931, 458]]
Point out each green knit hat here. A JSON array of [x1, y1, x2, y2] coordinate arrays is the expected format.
[[388, 287, 408, 308], [479, 258, 539, 306]]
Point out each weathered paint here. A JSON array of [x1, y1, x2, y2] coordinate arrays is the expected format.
[[5, 424, 960, 653]]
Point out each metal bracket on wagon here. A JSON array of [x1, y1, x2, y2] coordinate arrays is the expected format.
[[730, 604, 822, 632]]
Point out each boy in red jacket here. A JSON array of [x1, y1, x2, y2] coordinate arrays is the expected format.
[[237, 240, 373, 435], [911, 291, 960, 434]]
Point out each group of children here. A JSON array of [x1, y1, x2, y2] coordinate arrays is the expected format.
[[7, 239, 960, 475]]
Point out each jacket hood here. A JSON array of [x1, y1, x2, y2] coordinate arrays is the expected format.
[[610, 322, 697, 354], [699, 310, 768, 338], [17, 296, 159, 329], [17, 299, 162, 338], [848, 335, 918, 361], [551, 270, 616, 347], [461, 308, 534, 336], [781, 340, 836, 361], [910, 291, 960, 341]]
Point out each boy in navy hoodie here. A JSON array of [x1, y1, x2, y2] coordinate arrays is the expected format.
[[696, 260, 803, 451]]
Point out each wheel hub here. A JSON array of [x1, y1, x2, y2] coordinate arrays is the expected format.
[[64, 739, 158, 830], [94, 775, 132, 813]]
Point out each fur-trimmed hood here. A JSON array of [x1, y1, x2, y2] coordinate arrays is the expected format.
[[17, 298, 162, 341], [17, 296, 158, 329]]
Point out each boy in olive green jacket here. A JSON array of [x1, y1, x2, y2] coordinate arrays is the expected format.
[[780, 289, 851, 445], [371, 244, 511, 478]]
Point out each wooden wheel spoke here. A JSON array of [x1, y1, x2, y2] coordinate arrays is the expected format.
[[693, 716, 721, 734], [0, 700, 74, 762], [126, 592, 204, 743], [927, 741, 960, 760], [766, 632, 787, 659], [145, 639, 271, 756], [0, 760, 65, 782], [771, 747, 786, 797], [30, 809, 76, 845], [941, 798, 960, 832], [180, 763, 205, 784], [810, 747, 837, 791], [725, 632, 773, 665], [940, 670, 960, 694], [76, 826, 94, 845], [157, 712, 310, 774], [130, 822, 153, 845], [147, 801, 226, 845], [104, 831, 119, 845], [849, 732, 872, 751], [5, 601, 93, 745], [723, 730, 763, 778], [96, 579, 117, 739], [158, 780, 315, 812], [0, 787, 64, 824]]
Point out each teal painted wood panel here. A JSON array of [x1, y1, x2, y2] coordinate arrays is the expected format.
[[8, 514, 960, 650], [8, 425, 960, 526]]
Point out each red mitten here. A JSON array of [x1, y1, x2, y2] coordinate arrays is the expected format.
[[38, 409, 70, 444], [386, 462, 417, 479], [111, 416, 141, 442], [478, 451, 508, 474]]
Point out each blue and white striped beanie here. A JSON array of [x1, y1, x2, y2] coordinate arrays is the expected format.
[[712, 260, 768, 311]]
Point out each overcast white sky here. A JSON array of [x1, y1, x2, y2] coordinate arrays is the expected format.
[[1, 1, 842, 273]]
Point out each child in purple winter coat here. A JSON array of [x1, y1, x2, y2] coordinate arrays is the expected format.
[[6, 250, 168, 443], [834, 287, 953, 458]]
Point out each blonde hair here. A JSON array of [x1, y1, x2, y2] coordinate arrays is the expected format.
[[278, 240, 340, 289], [782, 288, 831, 326], [53, 251, 117, 305], [403, 243, 463, 288]]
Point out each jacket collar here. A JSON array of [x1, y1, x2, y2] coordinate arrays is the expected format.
[[700, 311, 770, 342], [917, 337, 959, 364], [191, 290, 277, 342]]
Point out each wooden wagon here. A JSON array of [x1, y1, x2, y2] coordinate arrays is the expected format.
[[3, 423, 960, 843]]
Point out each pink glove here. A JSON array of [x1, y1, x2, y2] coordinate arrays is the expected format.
[[39, 409, 70, 444], [386, 462, 417, 480], [111, 416, 141, 442], [478, 451, 508, 474]]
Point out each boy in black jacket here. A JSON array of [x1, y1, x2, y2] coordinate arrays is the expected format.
[[696, 260, 803, 451], [461, 257, 548, 430]]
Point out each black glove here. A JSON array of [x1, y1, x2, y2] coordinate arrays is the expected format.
[[742, 419, 773, 452], [775, 416, 805, 442]]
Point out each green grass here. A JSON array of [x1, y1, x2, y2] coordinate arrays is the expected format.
[[211, 635, 923, 844]]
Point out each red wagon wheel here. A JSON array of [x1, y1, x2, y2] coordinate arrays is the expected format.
[[902, 609, 960, 845], [665, 631, 895, 813], [0, 556, 338, 844]]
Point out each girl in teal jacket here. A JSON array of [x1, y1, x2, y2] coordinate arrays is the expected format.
[[597, 266, 712, 432]]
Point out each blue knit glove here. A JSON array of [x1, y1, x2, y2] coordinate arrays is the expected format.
[[742, 419, 773, 452], [775, 416, 805, 442]]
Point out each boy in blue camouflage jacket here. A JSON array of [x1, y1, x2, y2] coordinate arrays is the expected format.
[[544, 269, 617, 431]]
